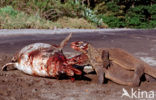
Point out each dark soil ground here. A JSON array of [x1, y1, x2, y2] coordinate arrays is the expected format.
[[0, 30, 156, 100]]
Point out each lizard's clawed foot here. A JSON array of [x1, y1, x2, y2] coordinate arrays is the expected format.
[[97, 69, 105, 84]]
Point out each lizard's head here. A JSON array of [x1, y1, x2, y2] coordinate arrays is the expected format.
[[71, 41, 88, 53]]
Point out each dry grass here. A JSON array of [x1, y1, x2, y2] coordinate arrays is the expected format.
[[55, 17, 97, 29], [0, 6, 98, 29], [0, 6, 59, 29]]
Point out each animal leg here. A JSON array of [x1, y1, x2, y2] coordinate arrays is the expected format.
[[59, 33, 72, 50], [1, 62, 16, 71], [132, 64, 145, 86], [93, 50, 110, 84], [69, 66, 82, 75], [96, 67, 105, 84], [67, 54, 88, 65], [104, 70, 138, 86], [104, 64, 144, 86], [102, 50, 110, 68]]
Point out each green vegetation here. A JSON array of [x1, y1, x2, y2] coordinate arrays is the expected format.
[[95, 0, 156, 28], [0, 6, 96, 29], [0, 0, 99, 29], [0, 6, 57, 29], [0, 0, 156, 29]]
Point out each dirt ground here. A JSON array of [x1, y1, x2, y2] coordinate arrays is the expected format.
[[0, 30, 156, 100]]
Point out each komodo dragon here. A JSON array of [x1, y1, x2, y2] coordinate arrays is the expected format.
[[70, 41, 156, 86]]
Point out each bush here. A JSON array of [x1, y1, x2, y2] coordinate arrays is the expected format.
[[125, 5, 156, 28], [83, 8, 106, 27], [94, 0, 156, 28], [1, 0, 155, 29], [0, 0, 106, 28], [101, 15, 125, 28], [0, 6, 99, 29], [0, 6, 58, 29]]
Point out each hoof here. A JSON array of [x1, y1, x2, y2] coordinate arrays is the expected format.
[[1, 65, 7, 71], [1, 63, 15, 71]]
